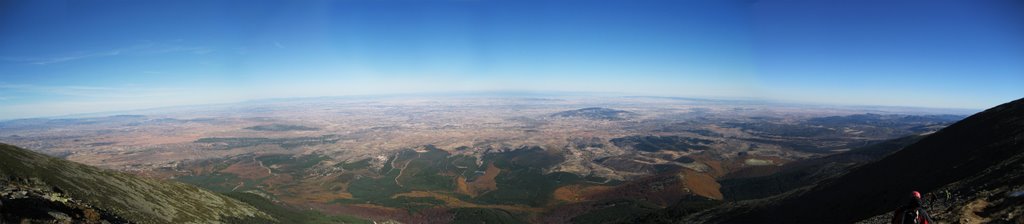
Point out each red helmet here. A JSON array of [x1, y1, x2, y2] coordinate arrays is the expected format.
[[911, 191, 922, 199]]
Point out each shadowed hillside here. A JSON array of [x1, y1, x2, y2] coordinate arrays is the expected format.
[[719, 135, 924, 201], [689, 97, 1024, 223]]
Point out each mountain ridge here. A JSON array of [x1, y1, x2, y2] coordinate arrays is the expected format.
[[0, 143, 274, 223]]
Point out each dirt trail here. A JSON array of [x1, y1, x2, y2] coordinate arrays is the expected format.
[[254, 156, 274, 176], [394, 153, 420, 188]]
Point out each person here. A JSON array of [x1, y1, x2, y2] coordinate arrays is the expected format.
[[892, 191, 934, 224]]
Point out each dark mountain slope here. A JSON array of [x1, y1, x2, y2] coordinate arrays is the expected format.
[[634, 135, 923, 223], [0, 143, 273, 223], [719, 135, 924, 201], [695, 97, 1024, 223]]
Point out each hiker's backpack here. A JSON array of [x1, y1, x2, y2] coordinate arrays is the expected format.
[[901, 208, 921, 224]]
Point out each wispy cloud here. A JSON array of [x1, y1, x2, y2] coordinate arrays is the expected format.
[[274, 41, 286, 49], [0, 83, 183, 98], [1, 41, 214, 65], [1, 50, 122, 65], [0, 83, 255, 119]]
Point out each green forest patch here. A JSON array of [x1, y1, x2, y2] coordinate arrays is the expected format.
[[225, 192, 370, 224]]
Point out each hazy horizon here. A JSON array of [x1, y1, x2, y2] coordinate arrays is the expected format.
[[2, 0, 1022, 119], [0, 91, 987, 121]]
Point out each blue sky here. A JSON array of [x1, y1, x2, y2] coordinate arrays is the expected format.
[[0, 0, 1021, 119]]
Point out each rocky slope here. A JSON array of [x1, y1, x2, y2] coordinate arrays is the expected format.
[[1, 176, 129, 223], [0, 143, 273, 224]]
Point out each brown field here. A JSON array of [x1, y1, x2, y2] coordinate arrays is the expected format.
[[455, 176, 473, 196], [681, 169, 723, 200], [552, 184, 615, 203], [261, 173, 295, 188], [277, 176, 353, 204], [392, 191, 544, 213], [280, 189, 353, 204], [458, 163, 500, 196]]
